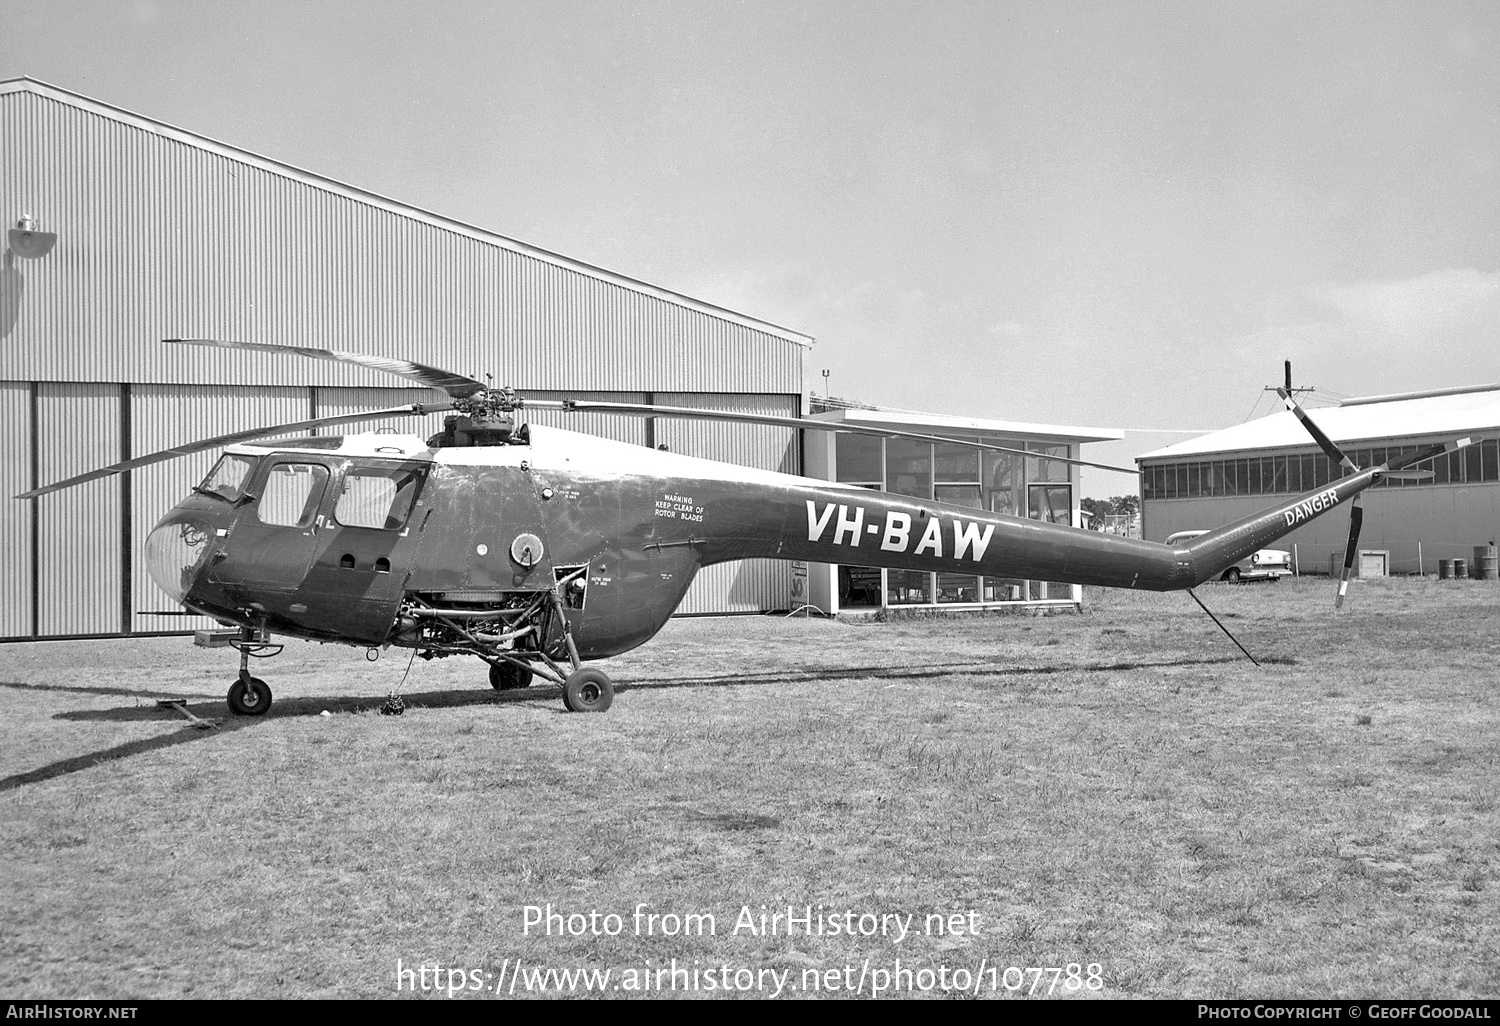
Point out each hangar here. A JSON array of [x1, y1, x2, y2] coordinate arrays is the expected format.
[[1137, 385, 1500, 575], [0, 77, 812, 639]]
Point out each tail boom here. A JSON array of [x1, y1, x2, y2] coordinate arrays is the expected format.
[[659, 438, 1475, 597], [1179, 469, 1381, 586]]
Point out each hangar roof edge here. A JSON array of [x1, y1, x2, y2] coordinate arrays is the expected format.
[[0, 76, 815, 349], [1137, 385, 1500, 462]]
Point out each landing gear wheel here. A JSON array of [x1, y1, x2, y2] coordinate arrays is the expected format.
[[227, 676, 272, 716], [489, 661, 534, 691], [562, 667, 614, 713], [1224, 567, 1242, 584]]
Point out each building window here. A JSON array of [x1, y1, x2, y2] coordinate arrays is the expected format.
[[887, 569, 930, 605], [835, 434, 883, 485], [984, 450, 1024, 516], [934, 442, 978, 484], [839, 565, 883, 608], [984, 577, 1026, 602], [1270, 457, 1288, 493], [886, 438, 931, 498], [935, 441, 982, 511], [1029, 485, 1073, 525], [936, 573, 980, 603], [1027, 444, 1070, 483], [1147, 436, 1500, 501]]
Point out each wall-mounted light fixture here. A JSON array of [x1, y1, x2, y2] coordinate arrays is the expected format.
[[8, 215, 56, 259]]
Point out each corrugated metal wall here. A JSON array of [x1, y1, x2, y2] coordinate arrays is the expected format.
[[0, 86, 806, 394], [35, 383, 122, 635], [1, 81, 811, 638], [312, 386, 449, 440], [520, 391, 651, 445], [0, 383, 31, 637]]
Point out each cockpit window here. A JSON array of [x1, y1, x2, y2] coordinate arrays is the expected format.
[[334, 466, 426, 529], [195, 454, 257, 503], [256, 463, 330, 528]]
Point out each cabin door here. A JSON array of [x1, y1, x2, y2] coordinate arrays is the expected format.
[[208, 457, 336, 590], [297, 459, 433, 643]]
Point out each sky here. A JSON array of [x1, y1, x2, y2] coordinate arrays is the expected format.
[[2, 0, 1497, 496]]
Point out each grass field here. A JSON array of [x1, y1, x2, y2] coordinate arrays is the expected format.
[[2, 576, 1497, 1000]]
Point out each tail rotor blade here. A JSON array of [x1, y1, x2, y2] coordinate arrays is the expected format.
[[1335, 496, 1364, 609], [1277, 387, 1359, 472]]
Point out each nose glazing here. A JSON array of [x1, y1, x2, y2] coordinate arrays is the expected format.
[[144, 518, 213, 603]]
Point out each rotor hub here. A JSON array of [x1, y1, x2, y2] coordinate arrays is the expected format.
[[431, 387, 527, 446]]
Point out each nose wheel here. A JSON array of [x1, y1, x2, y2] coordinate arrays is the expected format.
[[228, 676, 273, 716], [226, 623, 278, 716]]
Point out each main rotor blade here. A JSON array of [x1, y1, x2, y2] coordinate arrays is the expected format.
[[167, 338, 488, 399], [1335, 496, 1364, 610], [15, 402, 453, 500], [532, 399, 1141, 475], [1277, 387, 1358, 472]]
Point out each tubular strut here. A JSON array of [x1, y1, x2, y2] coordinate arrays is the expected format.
[[549, 584, 584, 671], [1186, 589, 1261, 667], [230, 621, 280, 681]]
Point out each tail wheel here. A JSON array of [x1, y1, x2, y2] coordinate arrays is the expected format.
[[489, 661, 534, 691], [562, 667, 614, 713], [228, 676, 272, 716]]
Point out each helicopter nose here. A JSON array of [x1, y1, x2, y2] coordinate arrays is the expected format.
[[144, 517, 214, 603]]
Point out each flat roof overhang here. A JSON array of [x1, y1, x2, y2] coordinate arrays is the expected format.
[[810, 407, 1123, 444]]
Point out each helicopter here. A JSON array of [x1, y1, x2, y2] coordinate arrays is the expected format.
[[17, 338, 1478, 715]]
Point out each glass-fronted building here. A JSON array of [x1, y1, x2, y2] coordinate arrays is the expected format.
[[803, 407, 1123, 614]]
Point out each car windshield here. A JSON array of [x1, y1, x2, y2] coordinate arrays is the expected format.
[[194, 454, 257, 502]]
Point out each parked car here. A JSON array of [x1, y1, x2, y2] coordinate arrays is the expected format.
[[1164, 530, 1294, 583]]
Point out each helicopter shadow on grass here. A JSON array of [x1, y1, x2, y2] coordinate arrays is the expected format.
[[0, 678, 239, 792], [2, 684, 564, 793], [0, 679, 224, 701]]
